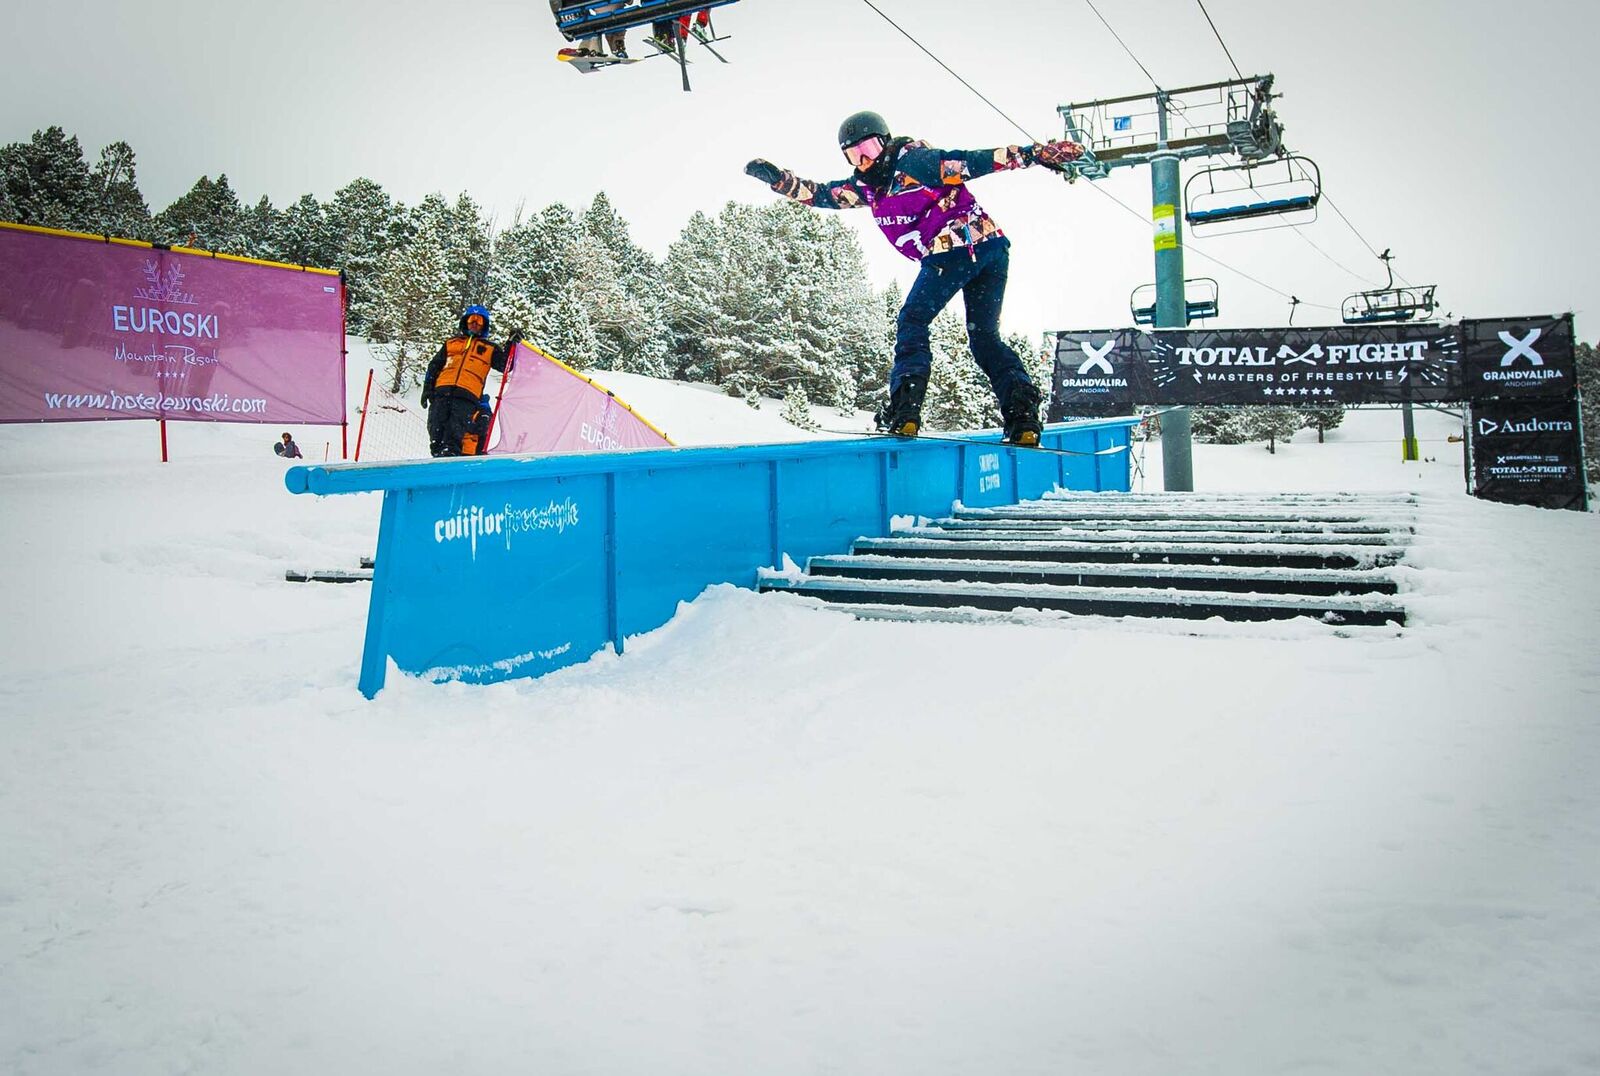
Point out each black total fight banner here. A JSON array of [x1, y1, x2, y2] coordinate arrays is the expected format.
[[1468, 397, 1589, 511], [1048, 315, 1576, 418]]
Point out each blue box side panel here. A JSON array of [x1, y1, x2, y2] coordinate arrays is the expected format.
[[1096, 427, 1132, 491], [613, 462, 774, 639], [957, 445, 1014, 507], [773, 452, 886, 568], [381, 475, 614, 682], [886, 448, 960, 520]]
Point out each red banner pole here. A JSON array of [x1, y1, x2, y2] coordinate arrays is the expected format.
[[353, 368, 374, 462], [484, 343, 516, 454], [159, 418, 168, 462], [339, 272, 350, 459]]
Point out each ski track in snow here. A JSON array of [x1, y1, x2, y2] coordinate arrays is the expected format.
[[1, 343, 1598, 1075]]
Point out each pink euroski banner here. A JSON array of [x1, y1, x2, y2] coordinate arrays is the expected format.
[[491, 343, 673, 455], [0, 223, 345, 425]]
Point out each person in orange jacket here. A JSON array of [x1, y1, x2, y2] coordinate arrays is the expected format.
[[421, 305, 519, 458]]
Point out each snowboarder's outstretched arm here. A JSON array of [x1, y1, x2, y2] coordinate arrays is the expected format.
[[895, 140, 1084, 186], [745, 159, 868, 210]]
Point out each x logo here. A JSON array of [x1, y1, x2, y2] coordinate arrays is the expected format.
[[1077, 339, 1116, 376], [1498, 328, 1543, 367]]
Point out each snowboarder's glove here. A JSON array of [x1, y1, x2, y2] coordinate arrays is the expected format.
[[744, 159, 783, 186], [420, 386, 432, 409], [505, 328, 524, 350], [1029, 140, 1086, 169]]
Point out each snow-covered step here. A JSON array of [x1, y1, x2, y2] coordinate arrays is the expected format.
[[952, 504, 1406, 526], [854, 536, 1404, 571], [801, 555, 1400, 596], [1039, 490, 1419, 505], [893, 525, 1404, 549], [758, 575, 1406, 627], [932, 517, 1407, 537]]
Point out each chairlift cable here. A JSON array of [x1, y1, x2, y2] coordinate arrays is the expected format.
[[1195, 0, 1245, 82], [855, 0, 1039, 144], [1182, 4, 1380, 289], [1319, 191, 1416, 288], [1083, 0, 1163, 92]]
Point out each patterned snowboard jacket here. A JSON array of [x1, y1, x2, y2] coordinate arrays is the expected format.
[[765, 140, 1038, 262]]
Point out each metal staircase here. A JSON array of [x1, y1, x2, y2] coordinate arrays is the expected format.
[[758, 492, 1414, 628]]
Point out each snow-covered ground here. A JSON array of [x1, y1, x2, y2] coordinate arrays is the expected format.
[[2, 344, 1598, 1075]]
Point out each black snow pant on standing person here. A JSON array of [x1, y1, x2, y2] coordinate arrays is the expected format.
[[427, 392, 480, 458]]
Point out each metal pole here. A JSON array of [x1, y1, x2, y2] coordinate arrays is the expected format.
[[1152, 92, 1194, 491], [1401, 400, 1419, 461]]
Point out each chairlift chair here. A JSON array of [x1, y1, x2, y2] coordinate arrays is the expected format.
[[1340, 248, 1439, 324], [1183, 154, 1321, 236], [1342, 283, 1438, 324], [1130, 277, 1219, 326], [554, 0, 739, 90]]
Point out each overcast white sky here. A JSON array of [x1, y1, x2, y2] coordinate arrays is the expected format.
[[5, 0, 1597, 342]]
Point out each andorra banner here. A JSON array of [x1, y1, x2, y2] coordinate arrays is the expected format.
[[1468, 396, 1588, 512], [0, 223, 345, 425], [491, 343, 673, 455]]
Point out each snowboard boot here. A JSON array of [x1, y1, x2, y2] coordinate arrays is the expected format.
[[880, 375, 928, 437], [1001, 381, 1044, 447]]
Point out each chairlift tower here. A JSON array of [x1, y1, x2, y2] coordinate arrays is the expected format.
[[1058, 75, 1313, 491]]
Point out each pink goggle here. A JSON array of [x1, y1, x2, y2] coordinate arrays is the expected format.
[[843, 136, 884, 168]]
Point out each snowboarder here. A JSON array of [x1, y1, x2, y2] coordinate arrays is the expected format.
[[421, 306, 520, 458], [274, 432, 303, 459], [745, 112, 1084, 444]]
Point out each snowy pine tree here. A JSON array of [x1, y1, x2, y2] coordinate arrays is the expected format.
[[0, 127, 95, 231], [1298, 403, 1346, 443], [582, 192, 668, 377], [241, 195, 281, 261], [372, 206, 455, 393], [780, 383, 820, 431], [88, 141, 150, 240], [326, 178, 405, 337], [923, 304, 1001, 431], [1577, 340, 1598, 484], [543, 288, 600, 367], [153, 174, 248, 253], [277, 194, 334, 268], [1240, 406, 1303, 453]]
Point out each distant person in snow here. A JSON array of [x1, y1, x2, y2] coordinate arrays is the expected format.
[[421, 306, 521, 458], [745, 112, 1084, 446], [554, 0, 632, 58], [274, 432, 303, 459]]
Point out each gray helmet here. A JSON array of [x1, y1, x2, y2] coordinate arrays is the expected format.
[[838, 110, 890, 149]]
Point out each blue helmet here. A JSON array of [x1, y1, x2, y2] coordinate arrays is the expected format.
[[461, 304, 491, 336]]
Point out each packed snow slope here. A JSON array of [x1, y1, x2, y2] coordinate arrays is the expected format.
[[2, 345, 1597, 1075]]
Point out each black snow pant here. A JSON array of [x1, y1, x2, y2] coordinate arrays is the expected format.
[[427, 392, 479, 457]]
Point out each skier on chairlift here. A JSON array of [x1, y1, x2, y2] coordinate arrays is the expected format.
[[745, 112, 1084, 445]]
